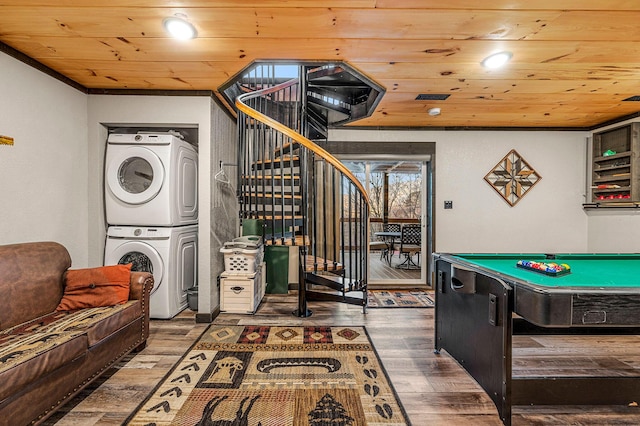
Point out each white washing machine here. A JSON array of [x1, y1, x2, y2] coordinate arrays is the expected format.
[[105, 132, 198, 226], [104, 225, 198, 319]]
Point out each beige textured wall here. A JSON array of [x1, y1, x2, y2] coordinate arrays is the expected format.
[[0, 52, 89, 264]]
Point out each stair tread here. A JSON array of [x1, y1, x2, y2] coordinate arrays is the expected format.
[[264, 237, 345, 250], [243, 193, 302, 199], [306, 96, 351, 116], [305, 273, 364, 294], [306, 64, 348, 80], [304, 256, 343, 273], [257, 214, 304, 220], [243, 174, 299, 180], [308, 274, 351, 283], [253, 155, 299, 165], [278, 142, 300, 155], [305, 289, 366, 307], [265, 235, 308, 246]]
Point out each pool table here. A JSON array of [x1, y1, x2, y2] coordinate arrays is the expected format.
[[433, 253, 640, 426]]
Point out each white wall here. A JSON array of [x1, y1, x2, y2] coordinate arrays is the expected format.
[[209, 102, 239, 312], [0, 53, 89, 264], [587, 210, 640, 252], [331, 128, 590, 254]]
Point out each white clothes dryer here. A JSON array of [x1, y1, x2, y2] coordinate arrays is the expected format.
[[104, 225, 198, 319], [105, 133, 198, 226]]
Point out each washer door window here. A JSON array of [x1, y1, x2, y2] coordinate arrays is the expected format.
[[107, 241, 164, 295], [107, 146, 165, 205]]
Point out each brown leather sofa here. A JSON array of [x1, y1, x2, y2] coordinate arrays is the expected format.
[[0, 241, 154, 426]]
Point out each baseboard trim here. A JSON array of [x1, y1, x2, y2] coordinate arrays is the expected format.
[[195, 307, 220, 323]]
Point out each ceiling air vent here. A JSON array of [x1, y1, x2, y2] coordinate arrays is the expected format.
[[622, 95, 640, 101], [415, 94, 450, 101]]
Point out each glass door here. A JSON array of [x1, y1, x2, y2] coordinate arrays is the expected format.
[[342, 158, 431, 287]]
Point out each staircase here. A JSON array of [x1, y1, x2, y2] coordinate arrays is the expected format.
[[233, 63, 383, 317]]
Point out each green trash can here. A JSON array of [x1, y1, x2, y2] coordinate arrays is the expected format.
[[264, 245, 289, 294], [241, 219, 289, 294], [242, 219, 264, 238]]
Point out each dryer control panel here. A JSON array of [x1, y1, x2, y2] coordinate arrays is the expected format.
[[107, 226, 170, 239]]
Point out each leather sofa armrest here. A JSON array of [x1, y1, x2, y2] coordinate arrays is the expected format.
[[128, 272, 154, 342], [128, 271, 154, 301]]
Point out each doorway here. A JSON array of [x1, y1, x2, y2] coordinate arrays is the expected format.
[[342, 157, 432, 288]]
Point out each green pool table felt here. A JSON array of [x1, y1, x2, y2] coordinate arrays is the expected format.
[[453, 254, 640, 289]]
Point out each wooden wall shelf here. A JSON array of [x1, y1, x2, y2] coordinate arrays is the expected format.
[[590, 122, 640, 205]]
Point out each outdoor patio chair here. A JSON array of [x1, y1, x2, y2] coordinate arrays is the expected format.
[[397, 224, 421, 269]]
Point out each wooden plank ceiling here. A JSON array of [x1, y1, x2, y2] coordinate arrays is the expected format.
[[2, 0, 640, 128]]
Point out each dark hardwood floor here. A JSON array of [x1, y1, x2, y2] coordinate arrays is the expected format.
[[45, 293, 640, 425]]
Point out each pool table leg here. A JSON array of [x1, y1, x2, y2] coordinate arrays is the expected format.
[[434, 260, 514, 426]]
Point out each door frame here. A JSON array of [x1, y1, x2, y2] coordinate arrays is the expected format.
[[338, 154, 433, 287]]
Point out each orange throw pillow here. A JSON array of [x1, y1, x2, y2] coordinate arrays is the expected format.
[[56, 264, 132, 311]]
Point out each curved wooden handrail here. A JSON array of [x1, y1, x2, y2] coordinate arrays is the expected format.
[[236, 79, 369, 205]]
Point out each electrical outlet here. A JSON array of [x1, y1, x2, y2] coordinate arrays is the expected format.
[[444, 200, 453, 209]]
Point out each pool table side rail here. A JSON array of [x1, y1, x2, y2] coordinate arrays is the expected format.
[[434, 253, 640, 327], [436, 253, 640, 293]]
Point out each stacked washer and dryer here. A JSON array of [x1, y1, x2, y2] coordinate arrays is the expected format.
[[103, 132, 198, 319]]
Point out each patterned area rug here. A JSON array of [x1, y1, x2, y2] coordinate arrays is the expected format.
[[367, 290, 434, 308], [125, 325, 411, 425]]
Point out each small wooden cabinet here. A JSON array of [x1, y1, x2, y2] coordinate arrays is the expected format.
[[220, 263, 266, 314], [591, 122, 640, 203]]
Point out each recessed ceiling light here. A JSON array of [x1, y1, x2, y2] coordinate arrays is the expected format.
[[163, 15, 197, 40], [428, 107, 441, 116], [481, 51, 512, 69]]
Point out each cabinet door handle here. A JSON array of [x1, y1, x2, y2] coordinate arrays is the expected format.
[[231, 286, 244, 294]]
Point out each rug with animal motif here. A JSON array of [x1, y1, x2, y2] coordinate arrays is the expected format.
[[125, 325, 411, 425]]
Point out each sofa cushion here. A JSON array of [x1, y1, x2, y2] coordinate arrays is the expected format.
[[0, 301, 141, 402], [59, 301, 142, 347], [56, 264, 131, 311], [0, 311, 88, 402]]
